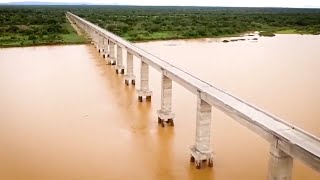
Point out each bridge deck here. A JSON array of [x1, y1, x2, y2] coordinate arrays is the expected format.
[[67, 12, 320, 172]]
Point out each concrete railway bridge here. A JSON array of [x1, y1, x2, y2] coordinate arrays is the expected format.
[[67, 12, 320, 180]]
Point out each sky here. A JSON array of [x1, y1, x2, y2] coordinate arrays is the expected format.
[[1, 0, 320, 8]]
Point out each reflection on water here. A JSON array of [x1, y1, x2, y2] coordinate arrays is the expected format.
[[0, 35, 319, 179]]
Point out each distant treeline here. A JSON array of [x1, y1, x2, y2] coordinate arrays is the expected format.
[[70, 6, 320, 41], [0, 6, 320, 45]]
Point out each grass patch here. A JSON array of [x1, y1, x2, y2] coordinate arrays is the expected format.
[[259, 31, 276, 37], [0, 32, 88, 48], [60, 33, 87, 43], [276, 29, 298, 34]]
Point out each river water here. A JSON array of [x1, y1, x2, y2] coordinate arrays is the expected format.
[[0, 35, 319, 179]]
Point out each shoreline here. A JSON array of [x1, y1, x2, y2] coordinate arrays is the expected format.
[[132, 32, 319, 43], [130, 33, 246, 43], [0, 41, 89, 49], [1, 33, 319, 48]]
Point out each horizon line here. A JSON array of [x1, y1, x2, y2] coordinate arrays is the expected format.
[[0, 4, 320, 9]]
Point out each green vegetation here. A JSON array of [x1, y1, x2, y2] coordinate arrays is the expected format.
[[259, 31, 276, 37], [69, 6, 320, 41], [1, 6, 320, 46], [276, 29, 298, 34], [0, 6, 88, 48]]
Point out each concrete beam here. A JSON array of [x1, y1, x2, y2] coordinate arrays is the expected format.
[[201, 89, 320, 172]]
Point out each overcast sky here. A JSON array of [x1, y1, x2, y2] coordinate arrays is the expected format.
[[1, 0, 320, 8]]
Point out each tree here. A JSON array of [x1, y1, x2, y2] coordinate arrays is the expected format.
[[7, 25, 19, 33], [28, 35, 37, 40], [148, 24, 161, 33], [46, 24, 63, 34]]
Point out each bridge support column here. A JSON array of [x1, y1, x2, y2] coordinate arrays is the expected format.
[[103, 39, 109, 59], [101, 37, 106, 55], [124, 51, 135, 86], [108, 41, 116, 65], [115, 45, 125, 74], [137, 59, 152, 102], [98, 34, 104, 54], [190, 96, 213, 169], [157, 74, 175, 127], [268, 142, 293, 180]]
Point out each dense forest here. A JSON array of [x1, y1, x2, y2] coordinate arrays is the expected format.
[[0, 6, 87, 47], [1, 6, 320, 46], [71, 6, 320, 41]]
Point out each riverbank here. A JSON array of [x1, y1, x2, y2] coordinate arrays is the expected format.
[[130, 31, 319, 43], [139, 28, 320, 42], [128, 33, 246, 43], [0, 41, 89, 48], [2, 30, 318, 48]]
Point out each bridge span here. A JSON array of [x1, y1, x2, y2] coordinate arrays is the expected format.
[[66, 12, 319, 179]]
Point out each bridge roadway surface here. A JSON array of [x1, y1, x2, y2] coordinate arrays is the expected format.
[[67, 12, 320, 172]]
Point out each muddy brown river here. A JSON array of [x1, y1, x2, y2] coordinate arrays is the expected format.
[[0, 35, 319, 179]]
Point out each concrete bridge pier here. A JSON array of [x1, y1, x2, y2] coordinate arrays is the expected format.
[[108, 41, 116, 65], [115, 45, 125, 74], [268, 141, 293, 180], [190, 96, 213, 169], [157, 74, 175, 127], [102, 39, 109, 59], [124, 51, 136, 86], [137, 59, 152, 102], [98, 34, 104, 54], [100, 37, 106, 54]]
